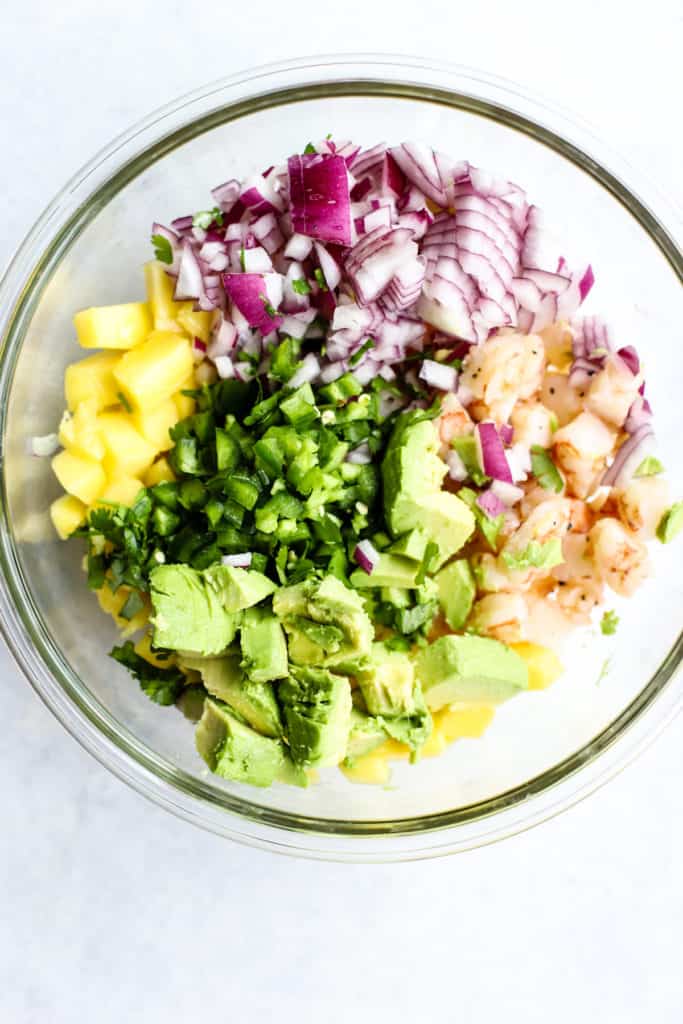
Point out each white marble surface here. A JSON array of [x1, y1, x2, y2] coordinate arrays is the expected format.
[[1, 2, 682, 1021]]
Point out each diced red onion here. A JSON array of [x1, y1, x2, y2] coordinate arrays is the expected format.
[[214, 356, 235, 379], [446, 448, 468, 482], [288, 153, 352, 246], [475, 422, 513, 483], [288, 353, 320, 389], [602, 425, 655, 487], [347, 442, 372, 465], [30, 433, 59, 457], [354, 539, 380, 575], [617, 345, 640, 376], [418, 358, 458, 392], [490, 479, 525, 506], [314, 241, 342, 291], [223, 273, 282, 334], [221, 552, 252, 568], [211, 179, 241, 214], [476, 488, 507, 519], [499, 423, 514, 445], [284, 233, 313, 261]]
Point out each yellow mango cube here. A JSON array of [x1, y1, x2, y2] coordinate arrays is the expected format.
[[96, 584, 149, 636], [133, 398, 178, 452], [64, 351, 121, 412], [511, 642, 563, 691], [114, 331, 193, 411], [176, 307, 214, 344], [437, 704, 496, 742], [144, 261, 186, 333], [51, 450, 106, 505], [144, 457, 176, 486], [173, 380, 196, 420], [50, 494, 87, 540], [74, 302, 152, 350], [58, 400, 105, 461], [134, 631, 177, 669], [95, 475, 145, 508], [98, 412, 157, 478], [341, 752, 392, 786]]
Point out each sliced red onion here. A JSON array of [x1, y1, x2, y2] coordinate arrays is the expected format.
[[490, 479, 525, 506], [499, 423, 514, 445], [222, 552, 253, 568], [288, 153, 352, 246], [418, 358, 458, 392], [446, 449, 468, 482], [602, 425, 655, 487], [389, 143, 447, 206], [624, 395, 653, 434], [476, 488, 507, 519], [350, 142, 387, 178], [617, 345, 640, 376], [223, 273, 283, 334], [288, 353, 320, 389], [475, 422, 513, 483], [346, 227, 418, 305], [314, 241, 342, 291], [171, 215, 194, 235], [214, 356, 235, 379], [346, 442, 372, 465], [284, 233, 313, 261], [354, 539, 380, 575]]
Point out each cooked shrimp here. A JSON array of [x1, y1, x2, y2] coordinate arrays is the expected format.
[[555, 579, 605, 625], [585, 354, 643, 428], [589, 517, 650, 596], [460, 332, 545, 423], [552, 411, 617, 499], [615, 476, 670, 539], [567, 499, 592, 534], [498, 497, 573, 587], [553, 532, 594, 583], [437, 393, 473, 451], [510, 401, 555, 449], [540, 372, 583, 427], [540, 322, 573, 371], [470, 592, 528, 644], [470, 552, 510, 593]]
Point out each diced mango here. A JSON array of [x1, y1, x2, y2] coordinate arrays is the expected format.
[[341, 752, 392, 786], [134, 631, 177, 669], [96, 583, 149, 636], [436, 704, 496, 742], [95, 475, 145, 508], [144, 261, 186, 333], [511, 642, 563, 691], [51, 450, 106, 505], [176, 308, 214, 344], [64, 351, 121, 412], [133, 398, 178, 452], [173, 377, 196, 420], [58, 400, 105, 461], [114, 331, 193, 411], [97, 412, 157, 478], [144, 457, 176, 486], [50, 494, 87, 540], [421, 726, 450, 759], [74, 302, 152, 350]]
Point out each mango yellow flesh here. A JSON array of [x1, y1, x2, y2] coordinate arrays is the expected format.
[[173, 380, 196, 420], [98, 412, 157, 479], [133, 398, 178, 452], [176, 307, 213, 344], [64, 351, 121, 412], [94, 475, 145, 508], [58, 400, 105, 461], [74, 302, 152, 350], [96, 584, 150, 637], [510, 642, 563, 690], [51, 450, 106, 505], [50, 494, 87, 540], [144, 261, 186, 333], [114, 331, 193, 411], [144, 457, 176, 486], [134, 631, 177, 669]]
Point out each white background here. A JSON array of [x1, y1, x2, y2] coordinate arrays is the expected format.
[[1, 2, 682, 1021]]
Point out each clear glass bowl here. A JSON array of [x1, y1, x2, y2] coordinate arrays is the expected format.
[[0, 56, 681, 861]]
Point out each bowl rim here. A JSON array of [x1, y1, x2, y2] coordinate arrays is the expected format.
[[0, 53, 681, 862]]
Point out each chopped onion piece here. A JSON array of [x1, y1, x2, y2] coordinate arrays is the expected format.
[[222, 552, 252, 568], [418, 358, 458, 392], [475, 422, 513, 483], [354, 540, 380, 575], [288, 353, 320, 389], [30, 433, 59, 457], [476, 488, 507, 519]]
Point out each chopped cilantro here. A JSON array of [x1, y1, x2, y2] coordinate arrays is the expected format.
[[119, 590, 145, 621], [117, 391, 133, 413], [314, 267, 327, 291], [501, 539, 564, 571], [192, 207, 224, 230], [349, 338, 375, 368], [600, 609, 619, 635], [530, 445, 564, 493], [151, 233, 173, 265], [303, 143, 317, 154], [259, 294, 279, 318], [110, 642, 185, 706], [291, 278, 312, 295], [634, 455, 664, 478], [656, 501, 683, 544], [239, 247, 246, 271]]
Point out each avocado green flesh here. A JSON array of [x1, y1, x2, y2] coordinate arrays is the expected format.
[[416, 635, 529, 710], [349, 553, 419, 589], [182, 653, 282, 738], [150, 564, 238, 656], [239, 606, 288, 683], [388, 528, 429, 562], [203, 564, 276, 612], [279, 666, 352, 768], [435, 559, 476, 630], [195, 699, 285, 787], [356, 643, 432, 753], [344, 708, 387, 764], [273, 575, 373, 668]]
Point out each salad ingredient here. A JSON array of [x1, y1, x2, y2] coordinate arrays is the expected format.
[[279, 667, 352, 768], [150, 564, 240, 655], [657, 501, 683, 544], [74, 303, 152, 350], [417, 634, 529, 709], [196, 698, 286, 787], [181, 654, 282, 737]]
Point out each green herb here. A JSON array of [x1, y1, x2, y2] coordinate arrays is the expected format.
[[291, 278, 312, 296], [151, 233, 173, 264], [192, 207, 224, 230], [110, 641, 185, 706], [501, 539, 564, 572], [314, 268, 327, 291], [458, 486, 503, 551], [415, 541, 440, 585], [634, 455, 664, 478], [451, 436, 489, 488], [596, 656, 611, 687], [303, 143, 317, 154], [600, 610, 619, 635], [239, 247, 246, 271], [656, 501, 683, 544], [260, 294, 279, 319], [530, 445, 564, 493], [349, 338, 375, 368], [117, 391, 133, 414], [325, 133, 333, 140], [119, 590, 145, 621]]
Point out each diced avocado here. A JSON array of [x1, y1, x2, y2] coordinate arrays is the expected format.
[[276, 756, 310, 788], [416, 635, 529, 710], [380, 587, 410, 608], [388, 528, 429, 562], [182, 652, 282, 738], [357, 642, 417, 717], [382, 415, 475, 568], [176, 685, 207, 723], [434, 559, 476, 630], [203, 564, 276, 612], [278, 666, 352, 768], [273, 574, 373, 667], [381, 683, 432, 753], [343, 708, 387, 764], [239, 606, 288, 683], [349, 553, 419, 589], [150, 564, 239, 656], [195, 698, 285, 787]]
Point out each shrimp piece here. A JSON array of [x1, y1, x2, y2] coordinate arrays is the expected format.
[[470, 592, 528, 644], [499, 497, 573, 588], [585, 354, 642, 428], [510, 401, 555, 449], [589, 517, 650, 596], [615, 476, 670, 539], [540, 322, 573, 371], [520, 482, 553, 518], [437, 393, 472, 451], [553, 532, 594, 583], [460, 332, 545, 423], [470, 552, 510, 593], [540, 372, 583, 427], [567, 499, 592, 534], [555, 579, 605, 625], [552, 411, 617, 499]]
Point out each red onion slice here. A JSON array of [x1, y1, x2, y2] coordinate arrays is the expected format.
[[475, 422, 513, 483], [354, 540, 380, 575]]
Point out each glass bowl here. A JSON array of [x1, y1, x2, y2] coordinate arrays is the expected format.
[[0, 56, 681, 862]]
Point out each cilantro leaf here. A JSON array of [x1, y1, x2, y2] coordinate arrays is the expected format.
[[600, 609, 619, 635], [314, 267, 327, 291], [349, 338, 375, 368], [117, 391, 133, 413], [303, 142, 317, 154], [501, 538, 564, 571], [291, 278, 312, 295], [151, 234, 173, 264], [110, 641, 185, 706], [530, 445, 564, 493], [657, 501, 683, 544], [192, 207, 224, 230], [634, 455, 664, 478], [259, 293, 279, 318]]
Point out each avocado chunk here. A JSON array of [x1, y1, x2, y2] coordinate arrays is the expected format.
[[416, 635, 529, 710], [434, 559, 476, 630], [343, 708, 387, 764], [150, 564, 239, 656], [349, 553, 419, 589], [382, 414, 475, 568], [356, 643, 432, 753], [278, 666, 352, 768], [388, 528, 429, 562], [381, 684, 432, 752], [195, 698, 285, 787], [203, 564, 276, 612], [239, 607, 288, 683], [273, 574, 373, 667], [181, 652, 282, 738]]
